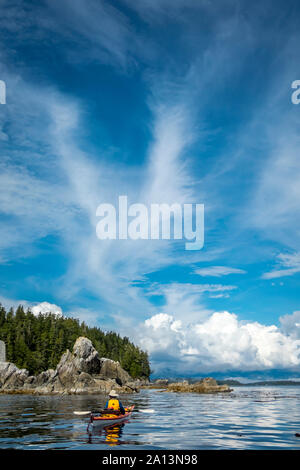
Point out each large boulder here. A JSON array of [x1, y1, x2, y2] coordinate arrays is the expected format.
[[202, 377, 218, 387], [34, 369, 56, 387], [99, 358, 131, 385], [0, 362, 29, 390], [55, 350, 82, 388], [54, 337, 101, 389], [73, 337, 101, 374]]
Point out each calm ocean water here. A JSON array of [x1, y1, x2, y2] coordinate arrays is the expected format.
[[0, 387, 300, 450]]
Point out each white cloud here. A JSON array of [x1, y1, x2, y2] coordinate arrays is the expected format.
[[137, 311, 300, 375], [195, 266, 246, 277], [0, 296, 63, 318], [262, 252, 300, 279], [145, 313, 182, 332], [151, 282, 237, 296], [280, 310, 300, 339], [145, 282, 237, 323], [31, 302, 63, 317]]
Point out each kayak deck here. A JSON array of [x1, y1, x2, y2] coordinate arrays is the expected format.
[[90, 405, 134, 426]]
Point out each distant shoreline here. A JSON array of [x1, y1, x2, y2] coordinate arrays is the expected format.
[[151, 378, 300, 387]]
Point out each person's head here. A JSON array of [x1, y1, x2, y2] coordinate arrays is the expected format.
[[109, 389, 119, 399]]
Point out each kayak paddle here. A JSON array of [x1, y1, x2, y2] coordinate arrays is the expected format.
[[74, 409, 108, 415], [74, 408, 154, 415]]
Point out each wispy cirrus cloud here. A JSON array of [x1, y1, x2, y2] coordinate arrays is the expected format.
[[143, 282, 237, 323], [195, 266, 246, 277], [0, 57, 206, 324], [0, 0, 150, 71], [45, 0, 143, 69], [262, 252, 300, 280]]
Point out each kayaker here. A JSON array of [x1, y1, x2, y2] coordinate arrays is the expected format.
[[105, 390, 126, 415]]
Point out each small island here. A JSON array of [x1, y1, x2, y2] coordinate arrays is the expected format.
[[0, 305, 150, 395], [0, 336, 145, 394], [143, 378, 232, 393], [0, 305, 232, 395]]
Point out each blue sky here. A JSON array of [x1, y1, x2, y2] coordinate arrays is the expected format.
[[0, 0, 300, 376]]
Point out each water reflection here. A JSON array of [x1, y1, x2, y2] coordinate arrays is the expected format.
[[88, 423, 125, 447]]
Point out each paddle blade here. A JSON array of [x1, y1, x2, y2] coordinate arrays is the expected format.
[[139, 409, 155, 413], [73, 411, 91, 415]]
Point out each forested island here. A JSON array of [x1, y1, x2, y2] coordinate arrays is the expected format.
[[0, 304, 150, 379]]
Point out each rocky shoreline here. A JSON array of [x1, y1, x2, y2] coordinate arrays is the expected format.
[[143, 378, 232, 393], [167, 378, 232, 393], [0, 337, 145, 395]]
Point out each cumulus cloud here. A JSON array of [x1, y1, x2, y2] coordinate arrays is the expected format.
[[137, 311, 300, 375], [280, 310, 300, 339], [30, 302, 63, 317], [0, 296, 63, 317], [195, 266, 246, 277]]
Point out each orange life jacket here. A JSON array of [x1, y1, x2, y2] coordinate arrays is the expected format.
[[107, 398, 120, 411]]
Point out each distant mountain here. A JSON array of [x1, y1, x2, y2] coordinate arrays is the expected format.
[[217, 379, 300, 386], [217, 379, 244, 386]]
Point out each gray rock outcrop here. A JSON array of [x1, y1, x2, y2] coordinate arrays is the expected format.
[[0, 362, 29, 389], [167, 377, 232, 393], [0, 337, 140, 395], [142, 378, 169, 389], [99, 357, 131, 385]]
